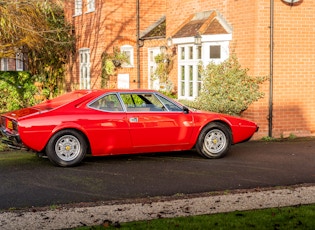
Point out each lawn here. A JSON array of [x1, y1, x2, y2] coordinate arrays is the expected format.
[[76, 204, 315, 229]]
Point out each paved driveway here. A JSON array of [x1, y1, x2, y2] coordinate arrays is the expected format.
[[0, 138, 314, 210]]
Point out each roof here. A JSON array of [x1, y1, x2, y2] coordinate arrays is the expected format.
[[172, 10, 232, 38], [140, 16, 166, 39]]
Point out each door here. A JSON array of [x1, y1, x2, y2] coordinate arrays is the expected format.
[[120, 92, 194, 151]]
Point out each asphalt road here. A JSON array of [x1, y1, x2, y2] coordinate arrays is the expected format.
[[0, 138, 314, 210]]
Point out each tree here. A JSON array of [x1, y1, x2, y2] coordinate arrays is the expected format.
[[190, 55, 267, 116], [0, 0, 75, 98]]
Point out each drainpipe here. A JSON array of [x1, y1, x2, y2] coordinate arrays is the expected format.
[[136, 0, 141, 88], [269, 0, 274, 137]]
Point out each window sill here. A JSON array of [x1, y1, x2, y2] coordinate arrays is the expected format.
[[85, 9, 95, 14], [73, 13, 82, 17]]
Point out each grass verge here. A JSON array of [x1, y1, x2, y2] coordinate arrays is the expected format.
[[75, 204, 315, 229]]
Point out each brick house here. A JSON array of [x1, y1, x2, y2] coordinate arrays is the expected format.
[[64, 0, 315, 139]]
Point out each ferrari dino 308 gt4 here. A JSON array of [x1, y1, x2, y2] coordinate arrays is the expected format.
[[0, 89, 258, 166]]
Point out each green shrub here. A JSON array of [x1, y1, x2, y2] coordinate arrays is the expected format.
[[0, 71, 37, 112], [192, 55, 267, 116]]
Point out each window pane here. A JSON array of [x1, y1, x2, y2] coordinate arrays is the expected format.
[[121, 93, 165, 111], [189, 66, 193, 97], [197, 72, 202, 96], [75, 0, 82, 15], [121, 45, 133, 66], [196, 46, 202, 60], [90, 94, 123, 112], [180, 47, 185, 60], [150, 51, 154, 62], [79, 49, 90, 89], [87, 0, 95, 11], [189, 66, 193, 81], [181, 83, 185, 97], [181, 66, 185, 81], [156, 95, 182, 111], [210, 45, 221, 59], [188, 46, 193, 59]]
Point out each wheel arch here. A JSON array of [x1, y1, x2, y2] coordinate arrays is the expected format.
[[195, 120, 233, 159], [43, 126, 91, 154], [200, 120, 233, 144]]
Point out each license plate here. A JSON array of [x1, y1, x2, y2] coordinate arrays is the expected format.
[[6, 120, 13, 130]]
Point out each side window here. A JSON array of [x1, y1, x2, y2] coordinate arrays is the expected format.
[[90, 94, 123, 112], [120, 93, 164, 112]]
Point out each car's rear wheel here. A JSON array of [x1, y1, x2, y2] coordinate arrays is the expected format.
[[46, 129, 87, 167], [196, 122, 232, 159]]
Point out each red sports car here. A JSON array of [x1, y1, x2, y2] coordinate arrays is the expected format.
[[0, 89, 258, 167]]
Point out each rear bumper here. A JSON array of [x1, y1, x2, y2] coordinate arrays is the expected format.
[[0, 127, 26, 150]]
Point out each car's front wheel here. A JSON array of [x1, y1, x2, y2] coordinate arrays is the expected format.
[[46, 129, 87, 167], [196, 122, 232, 159]]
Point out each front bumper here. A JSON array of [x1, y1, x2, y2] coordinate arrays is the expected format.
[[0, 127, 26, 150]]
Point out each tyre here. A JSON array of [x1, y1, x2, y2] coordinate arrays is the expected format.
[[196, 122, 232, 159], [46, 129, 87, 167]]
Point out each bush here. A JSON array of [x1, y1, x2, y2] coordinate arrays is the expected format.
[[191, 55, 267, 116], [0, 71, 37, 112]]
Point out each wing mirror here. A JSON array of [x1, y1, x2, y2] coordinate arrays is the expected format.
[[183, 106, 189, 114]]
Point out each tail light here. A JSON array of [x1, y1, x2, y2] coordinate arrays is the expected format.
[[0, 116, 5, 128], [0, 116, 18, 133]]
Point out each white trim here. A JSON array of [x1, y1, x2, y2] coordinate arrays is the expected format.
[[172, 34, 232, 45]]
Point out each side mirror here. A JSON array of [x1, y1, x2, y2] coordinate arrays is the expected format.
[[183, 106, 189, 114]]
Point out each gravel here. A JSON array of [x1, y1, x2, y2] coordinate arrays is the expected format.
[[1, 184, 315, 230]]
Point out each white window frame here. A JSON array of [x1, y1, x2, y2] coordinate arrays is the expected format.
[[16, 53, 24, 71], [177, 45, 202, 100], [148, 47, 161, 90], [86, 0, 95, 13], [173, 35, 231, 100], [79, 48, 91, 89], [1, 58, 8, 71], [120, 45, 134, 67], [74, 0, 82, 16]]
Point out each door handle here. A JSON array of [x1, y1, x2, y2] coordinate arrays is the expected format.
[[129, 117, 138, 123]]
